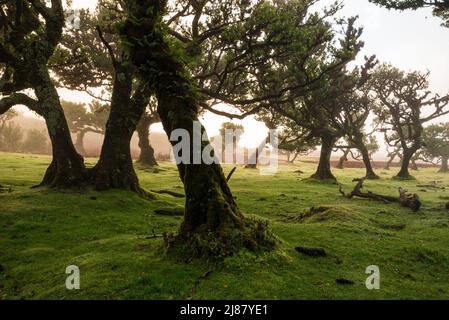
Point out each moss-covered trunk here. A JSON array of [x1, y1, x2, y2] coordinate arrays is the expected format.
[[312, 135, 336, 180], [136, 115, 158, 167], [359, 145, 379, 179], [396, 149, 414, 178], [440, 156, 448, 173], [336, 149, 349, 169], [91, 67, 146, 194], [34, 69, 87, 187], [74, 130, 87, 156], [120, 0, 275, 256]]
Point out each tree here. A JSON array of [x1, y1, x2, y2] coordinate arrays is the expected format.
[[52, 5, 153, 194], [219, 122, 244, 164], [370, 0, 449, 26], [422, 123, 449, 172], [0, 109, 18, 148], [136, 100, 160, 168], [371, 64, 449, 178], [335, 136, 379, 172], [21, 129, 50, 155], [0, 0, 87, 187], [0, 122, 22, 152], [62, 100, 108, 156], [119, 0, 282, 257]]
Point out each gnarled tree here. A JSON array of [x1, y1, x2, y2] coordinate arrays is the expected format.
[[119, 0, 281, 257], [0, 0, 87, 187], [371, 64, 449, 178], [422, 123, 449, 173]]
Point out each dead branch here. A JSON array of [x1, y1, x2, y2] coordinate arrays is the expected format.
[[151, 189, 185, 198], [339, 178, 421, 211], [226, 167, 237, 182]]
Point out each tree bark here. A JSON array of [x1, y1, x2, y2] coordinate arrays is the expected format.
[[34, 68, 87, 188], [336, 149, 350, 169], [359, 145, 379, 179], [136, 114, 159, 167], [74, 130, 87, 156], [396, 149, 414, 179], [312, 135, 336, 180], [410, 159, 419, 171], [440, 156, 449, 173], [385, 154, 394, 170], [91, 66, 147, 194], [289, 152, 299, 164]]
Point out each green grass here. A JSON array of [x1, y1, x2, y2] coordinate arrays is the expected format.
[[1, 152, 449, 300]]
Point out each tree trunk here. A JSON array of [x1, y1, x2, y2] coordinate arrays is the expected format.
[[396, 149, 413, 179], [74, 130, 87, 156], [245, 148, 259, 169], [385, 154, 394, 170], [120, 3, 275, 256], [336, 149, 349, 169], [91, 66, 147, 194], [440, 156, 449, 173], [359, 145, 379, 179], [312, 135, 336, 180], [136, 115, 159, 167], [33, 68, 87, 188], [410, 159, 419, 171], [289, 152, 299, 164]]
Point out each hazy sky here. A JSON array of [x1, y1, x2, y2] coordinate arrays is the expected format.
[[20, 0, 449, 151]]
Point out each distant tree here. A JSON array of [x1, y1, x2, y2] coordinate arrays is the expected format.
[[61, 100, 108, 156], [0, 122, 22, 152], [278, 124, 317, 164], [335, 136, 379, 173], [371, 64, 449, 178], [21, 129, 50, 155], [136, 99, 160, 168], [422, 123, 449, 172], [219, 122, 244, 164], [0, 110, 18, 146]]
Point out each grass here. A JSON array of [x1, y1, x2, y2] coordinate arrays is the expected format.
[[1, 152, 449, 300]]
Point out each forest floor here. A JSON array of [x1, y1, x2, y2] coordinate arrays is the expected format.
[[1, 152, 449, 300]]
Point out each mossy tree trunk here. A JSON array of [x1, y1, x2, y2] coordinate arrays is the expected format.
[[33, 68, 87, 188], [336, 149, 350, 169], [440, 156, 448, 173], [74, 130, 87, 156], [120, 0, 275, 256], [91, 66, 148, 194], [396, 148, 415, 178], [312, 135, 336, 180], [359, 145, 379, 180], [136, 114, 159, 167]]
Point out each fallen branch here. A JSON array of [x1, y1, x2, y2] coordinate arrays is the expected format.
[[151, 189, 185, 198], [154, 208, 184, 216], [339, 178, 421, 211], [226, 167, 237, 182]]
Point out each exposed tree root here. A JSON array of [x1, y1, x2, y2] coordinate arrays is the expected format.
[[163, 217, 278, 258], [154, 208, 184, 216], [151, 189, 185, 198], [339, 178, 421, 211]]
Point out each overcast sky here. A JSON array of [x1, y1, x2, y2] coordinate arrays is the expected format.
[[32, 0, 449, 152]]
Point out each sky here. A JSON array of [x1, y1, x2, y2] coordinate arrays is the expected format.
[[21, 0, 449, 153]]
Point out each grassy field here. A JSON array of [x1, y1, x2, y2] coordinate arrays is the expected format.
[[1, 152, 449, 300]]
